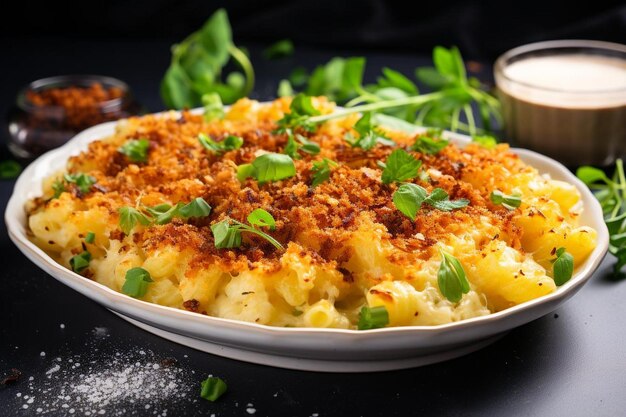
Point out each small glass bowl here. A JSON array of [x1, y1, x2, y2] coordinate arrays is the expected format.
[[7, 75, 143, 159]]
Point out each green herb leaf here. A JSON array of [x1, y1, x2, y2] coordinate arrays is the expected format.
[[393, 184, 468, 220], [118, 207, 151, 235], [121, 267, 153, 298], [392, 183, 428, 221], [276, 93, 321, 133], [263, 39, 294, 60], [236, 163, 255, 182], [381, 149, 422, 185], [64, 173, 97, 195], [553, 247, 574, 286], [161, 9, 254, 108], [247, 208, 276, 230], [85, 232, 95, 244], [472, 135, 498, 149], [490, 190, 522, 210], [346, 112, 394, 151], [202, 92, 224, 121], [277, 79, 294, 97], [576, 166, 610, 185], [198, 133, 244, 154], [412, 133, 449, 155], [437, 251, 470, 302], [179, 197, 212, 218], [357, 306, 389, 330], [69, 251, 91, 273], [119, 139, 150, 163], [52, 179, 66, 199], [289, 67, 309, 86], [311, 158, 338, 187], [211, 220, 243, 249], [0, 160, 22, 179], [305, 57, 366, 103], [283, 132, 320, 159], [200, 377, 227, 402], [249, 153, 296, 184]]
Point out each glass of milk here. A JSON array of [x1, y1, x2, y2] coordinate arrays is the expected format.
[[494, 40, 626, 166]]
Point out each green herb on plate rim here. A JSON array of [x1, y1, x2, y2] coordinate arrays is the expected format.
[[552, 247, 574, 286]]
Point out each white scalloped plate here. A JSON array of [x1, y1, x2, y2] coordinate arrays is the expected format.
[[5, 112, 609, 372]]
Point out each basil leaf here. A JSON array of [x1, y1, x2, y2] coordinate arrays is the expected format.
[[424, 188, 469, 211], [179, 197, 212, 218], [553, 247, 574, 286], [119, 139, 150, 163], [346, 112, 394, 151], [247, 208, 276, 230], [118, 207, 151, 235], [211, 220, 242, 249], [236, 163, 255, 182], [145, 203, 173, 217], [251, 153, 296, 183], [381, 149, 422, 185], [437, 251, 470, 303], [392, 183, 428, 221], [121, 267, 153, 298], [576, 166, 610, 185], [199, 133, 243, 154], [161, 62, 197, 109]]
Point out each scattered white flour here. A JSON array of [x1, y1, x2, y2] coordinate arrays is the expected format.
[[40, 352, 46, 357], [60, 324, 66, 329], [12, 337, 201, 416]]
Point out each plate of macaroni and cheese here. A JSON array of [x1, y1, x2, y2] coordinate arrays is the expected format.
[[6, 97, 609, 372]]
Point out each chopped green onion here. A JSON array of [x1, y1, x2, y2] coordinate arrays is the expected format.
[[358, 306, 390, 330], [69, 251, 91, 273], [200, 377, 227, 402], [121, 267, 153, 298], [85, 232, 95, 244]]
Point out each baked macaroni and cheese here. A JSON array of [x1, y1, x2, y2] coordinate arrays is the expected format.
[[26, 97, 597, 329]]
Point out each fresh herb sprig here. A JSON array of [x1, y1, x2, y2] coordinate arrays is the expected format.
[[53, 173, 97, 198], [392, 183, 469, 220], [118, 197, 212, 235], [345, 112, 395, 150], [237, 153, 296, 184], [490, 190, 522, 210], [412, 130, 449, 155], [552, 247, 574, 286], [119, 139, 150, 163], [311, 158, 338, 187], [577, 159, 626, 274], [283, 132, 320, 159], [161, 9, 254, 108], [381, 149, 422, 185], [211, 209, 283, 250], [198, 133, 244, 154], [438, 251, 470, 302]]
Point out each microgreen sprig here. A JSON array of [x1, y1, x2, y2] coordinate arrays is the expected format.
[[118, 197, 212, 235], [211, 209, 283, 250], [577, 159, 626, 274], [392, 183, 469, 220]]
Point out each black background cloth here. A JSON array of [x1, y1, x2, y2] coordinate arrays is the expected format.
[[3, 0, 625, 60]]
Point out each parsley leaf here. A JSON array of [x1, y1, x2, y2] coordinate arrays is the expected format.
[[276, 93, 321, 133], [202, 93, 225, 121], [490, 190, 522, 210], [179, 197, 212, 218], [393, 183, 469, 220], [211, 220, 243, 249], [552, 247, 574, 286], [381, 149, 422, 184], [437, 251, 470, 303], [198, 133, 244, 154], [283, 132, 320, 160], [412, 130, 449, 155], [121, 267, 153, 298], [118, 139, 150, 163], [63, 173, 97, 195], [345, 112, 394, 151], [311, 158, 338, 187], [118, 207, 151, 235], [52, 179, 66, 199]]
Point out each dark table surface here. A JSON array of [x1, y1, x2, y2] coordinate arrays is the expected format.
[[1, 38, 625, 417]]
